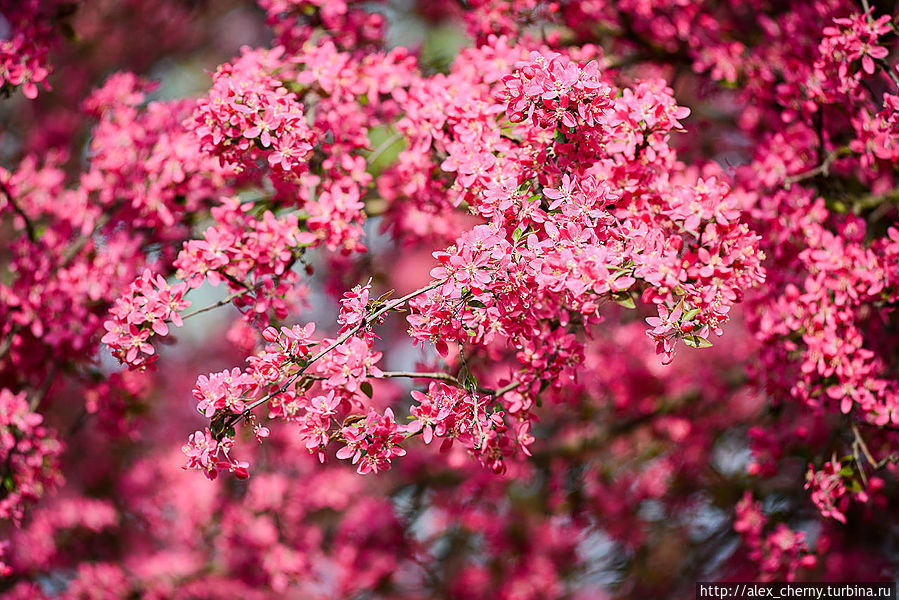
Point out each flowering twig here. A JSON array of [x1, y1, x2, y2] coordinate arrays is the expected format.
[[225, 278, 447, 428], [851, 423, 899, 470], [490, 380, 521, 399]]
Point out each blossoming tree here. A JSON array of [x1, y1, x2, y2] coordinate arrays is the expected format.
[[1, 0, 898, 596]]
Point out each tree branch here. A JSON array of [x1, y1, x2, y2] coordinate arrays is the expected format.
[[783, 147, 852, 188], [224, 278, 447, 429], [180, 286, 257, 321], [378, 370, 522, 399]]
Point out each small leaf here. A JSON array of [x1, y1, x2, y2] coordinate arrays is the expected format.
[[683, 335, 713, 348], [612, 292, 635, 309], [361, 381, 373, 399], [512, 226, 524, 242]]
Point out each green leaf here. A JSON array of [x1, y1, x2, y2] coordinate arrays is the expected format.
[[683, 335, 713, 348], [361, 381, 373, 399], [612, 292, 635, 309], [512, 226, 524, 242]]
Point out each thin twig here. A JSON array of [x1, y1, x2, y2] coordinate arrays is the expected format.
[[852, 423, 878, 467], [783, 147, 851, 188], [876, 57, 899, 89], [379, 370, 464, 385], [0, 181, 36, 243], [180, 286, 257, 321], [28, 362, 59, 412], [0, 323, 18, 361], [851, 423, 899, 469], [490, 380, 521, 399]]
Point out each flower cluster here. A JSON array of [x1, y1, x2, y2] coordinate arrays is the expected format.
[[101, 269, 190, 368], [0, 388, 63, 525], [315, 336, 383, 398], [259, 0, 386, 51], [734, 492, 817, 581], [814, 11, 892, 100], [407, 383, 464, 445], [804, 460, 878, 525], [407, 382, 526, 473], [82, 72, 233, 229], [503, 52, 613, 127], [182, 428, 249, 480], [336, 408, 406, 474], [0, 0, 58, 99], [191, 46, 315, 175], [408, 51, 764, 379], [193, 368, 255, 418]]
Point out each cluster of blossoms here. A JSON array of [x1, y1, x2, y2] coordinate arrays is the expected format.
[[750, 201, 896, 419], [191, 46, 315, 175], [852, 92, 899, 164], [734, 492, 818, 581], [0, 0, 62, 99], [0, 389, 62, 525], [408, 382, 529, 473], [182, 428, 249, 480], [173, 197, 314, 312], [407, 49, 764, 386], [101, 270, 189, 368], [81, 72, 232, 229], [336, 408, 406, 475], [814, 11, 892, 100], [804, 460, 864, 524], [258, 0, 386, 51]]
